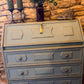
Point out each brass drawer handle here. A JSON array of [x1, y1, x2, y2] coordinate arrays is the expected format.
[[19, 57, 23, 61], [65, 69, 69, 72], [21, 72, 24, 75], [65, 54, 69, 58]]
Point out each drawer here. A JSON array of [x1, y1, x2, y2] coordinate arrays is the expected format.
[[10, 78, 81, 84], [5, 48, 82, 66], [8, 64, 81, 80]]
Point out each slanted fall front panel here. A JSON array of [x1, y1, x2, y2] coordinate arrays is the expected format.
[[4, 20, 83, 47]]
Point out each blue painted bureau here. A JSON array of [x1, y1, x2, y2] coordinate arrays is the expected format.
[[1, 19, 84, 84]]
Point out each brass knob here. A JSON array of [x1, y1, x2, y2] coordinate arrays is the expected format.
[[65, 54, 69, 58], [19, 57, 22, 61], [21, 72, 24, 75], [65, 69, 69, 72]]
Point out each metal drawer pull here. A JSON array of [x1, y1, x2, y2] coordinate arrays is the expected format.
[[21, 72, 24, 75], [60, 52, 72, 59], [65, 69, 69, 72], [65, 54, 69, 58], [61, 67, 72, 73], [16, 55, 27, 62], [19, 57, 23, 61], [17, 70, 28, 76]]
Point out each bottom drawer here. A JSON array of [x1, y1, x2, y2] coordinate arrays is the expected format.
[[10, 78, 81, 84]]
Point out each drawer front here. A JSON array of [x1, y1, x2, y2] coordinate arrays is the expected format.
[[10, 78, 81, 84], [5, 48, 82, 65], [8, 64, 80, 79]]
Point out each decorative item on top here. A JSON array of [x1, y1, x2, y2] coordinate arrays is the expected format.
[[16, 0, 24, 22], [7, 0, 24, 23], [30, 0, 58, 21], [7, 0, 14, 23]]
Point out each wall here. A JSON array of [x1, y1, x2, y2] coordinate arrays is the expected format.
[[0, 0, 84, 79]]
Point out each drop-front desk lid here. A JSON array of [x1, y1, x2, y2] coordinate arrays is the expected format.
[[2, 19, 83, 48]]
